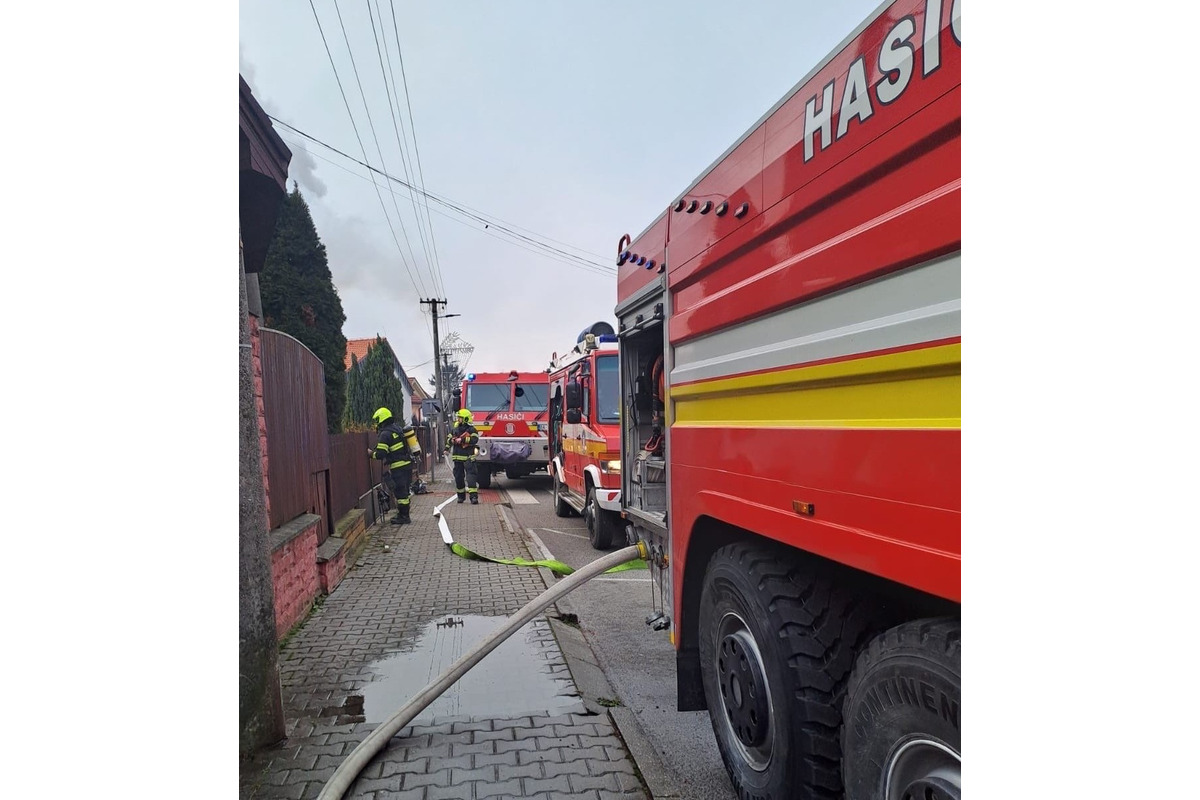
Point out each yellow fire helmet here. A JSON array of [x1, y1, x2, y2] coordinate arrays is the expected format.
[[456, 408, 472, 422], [372, 407, 393, 425]]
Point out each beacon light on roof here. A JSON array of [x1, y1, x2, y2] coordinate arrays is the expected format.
[[467, 373, 476, 381]]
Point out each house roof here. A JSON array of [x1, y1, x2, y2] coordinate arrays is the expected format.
[[344, 337, 384, 371], [409, 377, 431, 400]]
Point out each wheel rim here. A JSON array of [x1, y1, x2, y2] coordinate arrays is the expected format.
[[884, 738, 961, 800], [712, 611, 774, 771]]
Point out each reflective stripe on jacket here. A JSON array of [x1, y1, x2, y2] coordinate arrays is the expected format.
[[373, 421, 413, 470], [446, 422, 479, 460]]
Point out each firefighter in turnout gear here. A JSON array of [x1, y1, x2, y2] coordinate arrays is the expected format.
[[370, 407, 415, 524], [444, 408, 480, 504]]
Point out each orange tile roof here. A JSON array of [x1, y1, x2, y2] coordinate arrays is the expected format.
[[344, 337, 383, 371]]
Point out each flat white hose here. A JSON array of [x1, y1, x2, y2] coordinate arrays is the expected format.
[[317, 541, 648, 800]]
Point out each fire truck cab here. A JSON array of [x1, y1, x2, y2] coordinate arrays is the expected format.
[[546, 322, 624, 549], [452, 371, 550, 489]]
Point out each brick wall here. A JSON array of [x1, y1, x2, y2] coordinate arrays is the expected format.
[[317, 545, 347, 594], [270, 515, 321, 638], [250, 314, 271, 525]]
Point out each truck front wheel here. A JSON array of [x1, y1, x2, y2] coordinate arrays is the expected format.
[[476, 469, 492, 490], [584, 486, 617, 549], [699, 542, 879, 800], [841, 619, 961, 800], [552, 472, 573, 518]]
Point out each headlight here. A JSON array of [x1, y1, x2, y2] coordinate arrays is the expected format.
[[601, 460, 621, 474]]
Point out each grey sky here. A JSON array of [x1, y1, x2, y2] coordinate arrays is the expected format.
[[240, 0, 882, 391]]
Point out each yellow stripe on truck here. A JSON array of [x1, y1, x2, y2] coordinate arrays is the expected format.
[[672, 343, 960, 429], [563, 438, 612, 457]]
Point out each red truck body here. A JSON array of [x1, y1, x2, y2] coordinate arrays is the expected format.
[[614, 1, 961, 796], [546, 324, 625, 549]]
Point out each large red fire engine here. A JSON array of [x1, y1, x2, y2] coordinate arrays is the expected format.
[[546, 322, 624, 549], [451, 371, 550, 489], [615, 1, 961, 798]]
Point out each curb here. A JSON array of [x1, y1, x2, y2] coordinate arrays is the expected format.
[[497, 497, 680, 799], [496, 496, 563, 611]]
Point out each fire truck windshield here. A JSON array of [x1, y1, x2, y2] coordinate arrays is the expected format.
[[596, 355, 619, 424], [514, 383, 548, 412], [465, 383, 510, 412]]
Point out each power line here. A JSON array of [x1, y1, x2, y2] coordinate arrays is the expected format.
[[330, 0, 430, 298], [387, 0, 446, 295], [367, 0, 442, 298], [277, 131, 617, 278], [268, 116, 617, 275]]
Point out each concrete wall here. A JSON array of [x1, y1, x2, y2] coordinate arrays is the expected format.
[[239, 243, 286, 754]]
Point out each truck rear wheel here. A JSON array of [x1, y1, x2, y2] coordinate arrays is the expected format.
[[699, 542, 880, 800], [476, 469, 492, 490], [841, 619, 961, 800]]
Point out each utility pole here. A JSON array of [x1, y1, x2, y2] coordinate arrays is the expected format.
[[420, 298, 450, 479]]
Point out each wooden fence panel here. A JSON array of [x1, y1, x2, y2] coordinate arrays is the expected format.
[[328, 431, 386, 524], [260, 328, 330, 535]]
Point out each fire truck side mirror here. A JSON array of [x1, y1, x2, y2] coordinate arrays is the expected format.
[[566, 408, 582, 425], [451, 388, 461, 412], [566, 379, 583, 411]]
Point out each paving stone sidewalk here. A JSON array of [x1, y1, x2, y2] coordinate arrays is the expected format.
[[240, 474, 649, 800]]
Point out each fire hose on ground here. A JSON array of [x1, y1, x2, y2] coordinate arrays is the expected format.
[[316, 497, 649, 800]]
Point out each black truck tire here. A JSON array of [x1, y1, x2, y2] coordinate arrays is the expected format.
[[476, 468, 492, 490], [552, 472, 573, 518], [584, 486, 615, 549], [698, 542, 882, 800], [841, 618, 961, 800]]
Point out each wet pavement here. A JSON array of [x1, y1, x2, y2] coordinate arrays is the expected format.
[[240, 475, 649, 800], [357, 615, 582, 725]]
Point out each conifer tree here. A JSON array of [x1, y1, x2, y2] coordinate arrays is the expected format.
[[260, 185, 348, 433], [343, 337, 408, 429]]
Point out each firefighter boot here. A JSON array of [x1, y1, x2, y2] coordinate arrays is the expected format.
[[457, 492, 466, 504], [469, 493, 478, 505], [398, 504, 411, 525]]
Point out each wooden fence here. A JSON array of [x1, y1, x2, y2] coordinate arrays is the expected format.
[[329, 431, 385, 525], [261, 328, 421, 539], [260, 328, 332, 542]]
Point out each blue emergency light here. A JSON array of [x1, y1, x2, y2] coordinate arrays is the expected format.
[[467, 373, 476, 381]]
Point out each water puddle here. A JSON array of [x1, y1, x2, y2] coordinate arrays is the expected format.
[[356, 615, 582, 724]]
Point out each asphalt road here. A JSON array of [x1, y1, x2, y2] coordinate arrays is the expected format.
[[495, 473, 737, 800]]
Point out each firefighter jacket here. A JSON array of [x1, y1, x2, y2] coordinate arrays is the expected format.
[[372, 421, 414, 471], [446, 422, 479, 461]]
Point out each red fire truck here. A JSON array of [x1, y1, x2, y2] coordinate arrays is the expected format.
[[546, 322, 624, 549], [451, 371, 550, 489], [615, 1, 961, 798]]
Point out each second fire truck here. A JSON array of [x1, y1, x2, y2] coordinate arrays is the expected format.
[[546, 322, 624, 549]]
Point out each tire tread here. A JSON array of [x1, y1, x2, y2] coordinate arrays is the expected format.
[[703, 542, 894, 800]]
